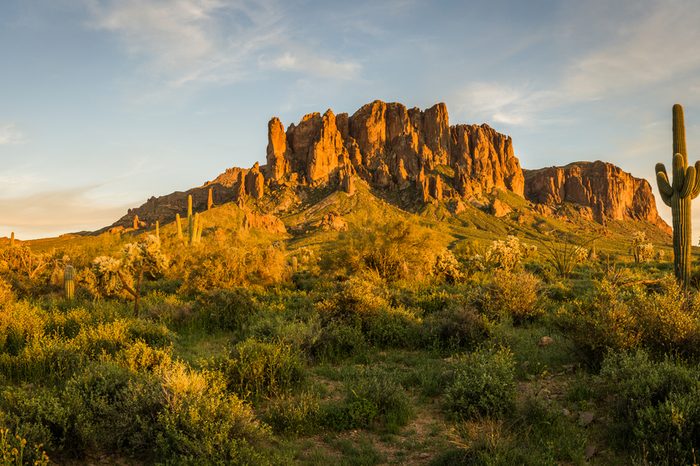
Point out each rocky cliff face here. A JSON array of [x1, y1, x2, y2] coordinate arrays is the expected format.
[[265, 100, 524, 201], [524, 161, 668, 228], [106, 101, 668, 232]]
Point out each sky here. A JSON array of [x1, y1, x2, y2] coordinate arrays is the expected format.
[[2, 0, 700, 239]]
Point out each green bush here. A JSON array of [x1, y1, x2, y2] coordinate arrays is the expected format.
[[557, 278, 700, 365], [422, 304, 490, 352], [363, 306, 421, 349], [445, 347, 516, 419], [155, 363, 271, 464], [311, 322, 367, 362], [0, 426, 50, 465], [64, 362, 164, 456], [321, 368, 412, 432], [483, 270, 541, 323], [218, 338, 305, 400], [126, 319, 173, 348], [264, 392, 321, 436], [600, 350, 700, 463], [0, 386, 75, 457], [195, 288, 259, 333], [0, 335, 85, 384]]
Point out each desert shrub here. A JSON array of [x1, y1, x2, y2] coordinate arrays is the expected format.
[[264, 392, 321, 436], [63, 362, 165, 456], [310, 322, 368, 362], [194, 288, 259, 333], [0, 301, 44, 355], [557, 278, 700, 364], [327, 218, 443, 281], [0, 246, 56, 297], [0, 335, 85, 384], [43, 308, 91, 339], [317, 273, 390, 324], [445, 347, 516, 419], [141, 291, 194, 327], [436, 398, 586, 465], [0, 387, 75, 457], [601, 351, 700, 464], [321, 368, 412, 432], [422, 304, 491, 352], [217, 338, 305, 400], [74, 320, 130, 358], [121, 340, 173, 373], [0, 277, 13, 306], [363, 306, 422, 348], [629, 277, 699, 354], [409, 287, 452, 315], [155, 363, 270, 464], [0, 427, 50, 465], [179, 241, 288, 293], [316, 275, 420, 350], [483, 270, 541, 323], [126, 319, 173, 348]]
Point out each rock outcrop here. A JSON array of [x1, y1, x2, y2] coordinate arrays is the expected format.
[[266, 100, 524, 201], [524, 161, 668, 228], [105, 101, 668, 234]]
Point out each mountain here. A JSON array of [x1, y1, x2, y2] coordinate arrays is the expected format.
[[106, 100, 669, 237], [524, 162, 669, 231]]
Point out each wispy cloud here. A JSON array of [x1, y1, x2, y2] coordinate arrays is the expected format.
[[562, 0, 700, 101], [0, 124, 25, 145], [457, 0, 700, 126], [86, 0, 361, 91], [258, 51, 361, 80], [456, 83, 564, 127]]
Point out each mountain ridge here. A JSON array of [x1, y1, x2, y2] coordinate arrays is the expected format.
[[106, 100, 669, 236]]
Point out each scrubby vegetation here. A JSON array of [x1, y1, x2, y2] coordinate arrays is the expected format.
[[1, 194, 696, 465]]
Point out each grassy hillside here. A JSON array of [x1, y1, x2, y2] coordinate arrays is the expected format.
[[3, 185, 699, 465]]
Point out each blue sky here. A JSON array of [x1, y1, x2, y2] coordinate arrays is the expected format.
[[1, 0, 700, 239]]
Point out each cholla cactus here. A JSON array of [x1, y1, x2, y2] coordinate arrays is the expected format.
[[433, 249, 464, 283], [631, 231, 654, 263], [92, 235, 167, 315], [484, 236, 536, 272]]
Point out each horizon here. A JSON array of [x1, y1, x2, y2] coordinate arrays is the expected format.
[[2, 0, 700, 239]]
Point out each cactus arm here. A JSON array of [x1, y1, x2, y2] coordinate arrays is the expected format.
[[672, 153, 686, 191], [656, 165, 673, 196], [656, 162, 673, 206], [690, 160, 700, 198], [681, 166, 697, 198]]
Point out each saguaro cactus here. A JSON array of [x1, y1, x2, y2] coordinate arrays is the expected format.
[[207, 187, 214, 210], [187, 194, 194, 244], [176, 214, 183, 240], [133, 215, 139, 230], [9, 232, 14, 247], [64, 264, 75, 300], [656, 104, 700, 286]]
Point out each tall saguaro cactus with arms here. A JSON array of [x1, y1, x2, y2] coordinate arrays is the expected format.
[[656, 104, 700, 286]]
